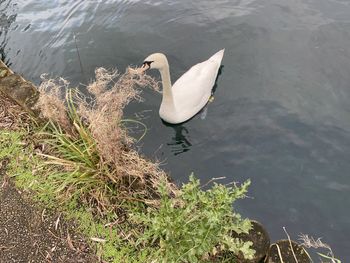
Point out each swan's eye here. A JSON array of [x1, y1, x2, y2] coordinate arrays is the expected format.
[[143, 61, 153, 68]]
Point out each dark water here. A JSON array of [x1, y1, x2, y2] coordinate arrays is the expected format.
[[2, 0, 350, 260]]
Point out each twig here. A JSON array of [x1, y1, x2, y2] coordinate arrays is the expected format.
[[276, 244, 285, 263], [201, 177, 226, 188], [41, 208, 46, 222], [48, 229, 63, 240], [283, 227, 299, 263], [67, 231, 76, 251], [55, 213, 61, 230], [73, 33, 86, 83], [0, 245, 15, 251]]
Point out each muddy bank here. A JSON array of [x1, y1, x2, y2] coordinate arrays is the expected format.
[[0, 158, 97, 263], [0, 61, 39, 117]]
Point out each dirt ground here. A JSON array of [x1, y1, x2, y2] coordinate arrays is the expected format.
[[0, 94, 97, 263]]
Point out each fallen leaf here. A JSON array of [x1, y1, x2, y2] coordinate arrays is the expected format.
[[90, 237, 107, 243], [55, 214, 61, 230]]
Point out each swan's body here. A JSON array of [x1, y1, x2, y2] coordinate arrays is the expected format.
[[142, 49, 224, 124]]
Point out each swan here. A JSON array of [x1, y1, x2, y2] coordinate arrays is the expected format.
[[140, 49, 224, 124]]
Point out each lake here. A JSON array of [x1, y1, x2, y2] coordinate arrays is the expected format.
[[1, 0, 350, 260]]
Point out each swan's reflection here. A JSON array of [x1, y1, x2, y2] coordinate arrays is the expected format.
[[163, 121, 192, 156]]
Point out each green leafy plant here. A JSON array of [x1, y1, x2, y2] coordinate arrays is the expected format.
[[132, 174, 255, 262]]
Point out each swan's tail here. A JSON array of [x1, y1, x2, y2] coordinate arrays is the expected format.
[[209, 49, 225, 65]]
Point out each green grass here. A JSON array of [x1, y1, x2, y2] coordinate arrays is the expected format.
[[38, 91, 112, 206], [0, 129, 154, 261], [0, 130, 55, 207]]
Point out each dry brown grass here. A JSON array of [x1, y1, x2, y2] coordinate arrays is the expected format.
[[299, 234, 340, 262], [0, 92, 32, 130], [34, 75, 72, 133], [35, 67, 176, 214]]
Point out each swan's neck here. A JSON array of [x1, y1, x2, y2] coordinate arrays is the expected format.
[[159, 65, 175, 110]]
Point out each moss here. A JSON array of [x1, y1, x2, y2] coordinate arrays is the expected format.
[[0, 131, 55, 208], [0, 73, 40, 116], [0, 131, 23, 159]]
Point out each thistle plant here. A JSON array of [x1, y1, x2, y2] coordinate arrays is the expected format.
[[132, 174, 255, 262]]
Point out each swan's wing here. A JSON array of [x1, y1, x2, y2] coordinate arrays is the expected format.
[[172, 60, 219, 110]]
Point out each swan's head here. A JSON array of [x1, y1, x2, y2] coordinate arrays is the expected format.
[[141, 53, 168, 71]]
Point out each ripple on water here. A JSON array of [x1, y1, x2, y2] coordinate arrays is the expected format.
[[16, 0, 139, 48]]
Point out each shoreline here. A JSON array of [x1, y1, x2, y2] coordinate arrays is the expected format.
[[0, 60, 333, 262]]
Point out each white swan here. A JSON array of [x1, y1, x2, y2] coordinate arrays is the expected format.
[[141, 49, 224, 124]]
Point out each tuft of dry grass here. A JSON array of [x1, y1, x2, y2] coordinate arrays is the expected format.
[[299, 234, 332, 251], [35, 75, 72, 133], [299, 234, 341, 263], [35, 67, 175, 214], [78, 67, 160, 167]]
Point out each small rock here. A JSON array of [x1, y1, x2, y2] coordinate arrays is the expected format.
[[231, 220, 271, 263]]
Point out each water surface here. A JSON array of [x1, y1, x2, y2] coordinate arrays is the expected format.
[[1, 0, 350, 260]]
